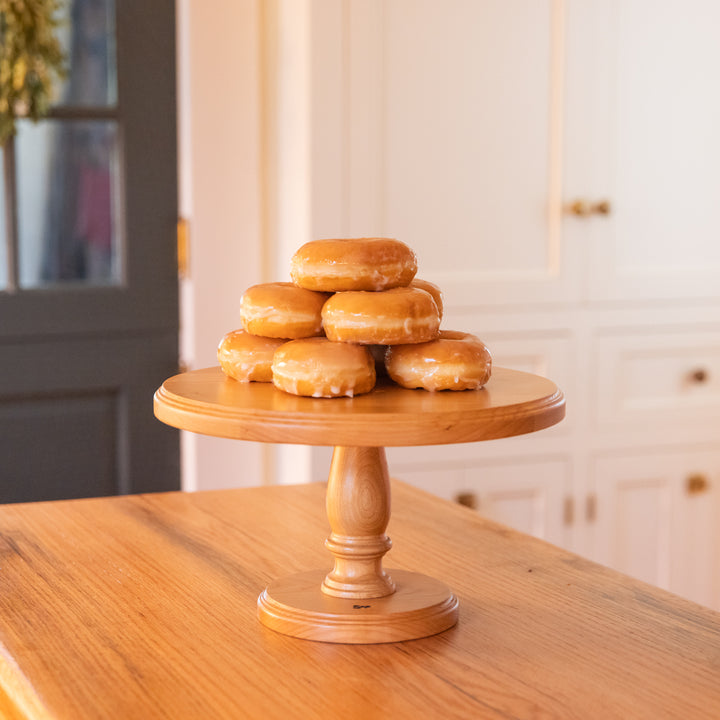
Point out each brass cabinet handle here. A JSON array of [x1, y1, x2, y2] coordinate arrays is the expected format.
[[567, 199, 612, 217], [686, 473, 710, 495]]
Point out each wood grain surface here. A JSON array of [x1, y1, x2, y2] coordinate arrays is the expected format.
[[1, 481, 719, 719], [153, 366, 565, 446]]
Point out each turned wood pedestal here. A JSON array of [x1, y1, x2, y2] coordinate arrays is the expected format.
[[154, 366, 565, 643]]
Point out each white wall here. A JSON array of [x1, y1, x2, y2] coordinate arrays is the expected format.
[[177, 0, 323, 490], [176, 0, 267, 490]]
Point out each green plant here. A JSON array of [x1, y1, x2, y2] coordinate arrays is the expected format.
[[0, 0, 67, 145]]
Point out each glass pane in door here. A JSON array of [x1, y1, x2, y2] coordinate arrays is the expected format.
[[55, 0, 118, 108], [15, 119, 121, 287]]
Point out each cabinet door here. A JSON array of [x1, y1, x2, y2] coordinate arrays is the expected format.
[[591, 450, 720, 611], [309, 0, 576, 308], [394, 458, 570, 548], [575, 0, 720, 302]]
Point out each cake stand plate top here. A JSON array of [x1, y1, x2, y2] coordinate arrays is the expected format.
[[154, 366, 565, 447]]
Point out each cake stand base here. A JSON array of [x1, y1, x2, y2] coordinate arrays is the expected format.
[[258, 569, 459, 644]]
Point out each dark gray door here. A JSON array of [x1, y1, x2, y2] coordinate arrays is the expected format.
[[0, 0, 179, 502]]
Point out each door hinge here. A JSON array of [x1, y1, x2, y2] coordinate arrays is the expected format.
[[177, 217, 190, 279], [563, 496, 574, 526]]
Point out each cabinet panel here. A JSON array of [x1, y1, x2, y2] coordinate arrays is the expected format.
[[395, 458, 569, 547], [584, 0, 720, 302], [674, 470, 720, 612], [311, 0, 575, 306], [383, 0, 564, 304], [594, 330, 720, 431], [591, 449, 720, 611], [592, 465, 673, 588]]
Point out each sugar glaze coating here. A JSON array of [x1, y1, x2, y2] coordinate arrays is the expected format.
[[218, 330, 286, 382], [385, 331, 492, 391], [272, 337, 376, 398], [290, 238, 417, 292], [322, 287, 440, 345], [240, 282, 330, 339]]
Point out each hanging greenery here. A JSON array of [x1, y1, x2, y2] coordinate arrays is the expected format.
[[0, 0, 67, 145]]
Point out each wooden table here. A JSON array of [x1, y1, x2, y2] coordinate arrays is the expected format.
[[1, 481, 719, 719]]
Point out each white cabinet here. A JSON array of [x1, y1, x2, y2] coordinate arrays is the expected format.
[[267, 0, 720, 610], [307, 0, 720, 307], [590, 450, 720, 610]]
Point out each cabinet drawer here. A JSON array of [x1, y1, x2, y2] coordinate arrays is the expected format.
[[594, 330, 720, 428]]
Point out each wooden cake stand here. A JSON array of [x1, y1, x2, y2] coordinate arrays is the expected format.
[[154, 366, 565, 644]]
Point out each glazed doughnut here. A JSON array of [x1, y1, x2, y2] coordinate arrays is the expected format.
[[385, 330, 492, 391], [322, 286, 440, 345], [272, 337, 376, 398], [410, 278, 444, 320], [290, 238, 417, 292], [217, 330, 286, 382], [240, 282, 330, 339]]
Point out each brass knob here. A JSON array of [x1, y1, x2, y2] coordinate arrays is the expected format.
[[567, 199, 612, 217], [690, 368, 709, 384], [455, 492, 478, 510], [686, 474, 710, 495], [568, 200, 592, 216], [594, 200, 611, 215]]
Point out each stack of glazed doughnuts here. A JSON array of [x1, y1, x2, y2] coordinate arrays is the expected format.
[[217, 237, 492, 398]]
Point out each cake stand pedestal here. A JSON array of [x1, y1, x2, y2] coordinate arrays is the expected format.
[[154, 366, 565, 643]]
